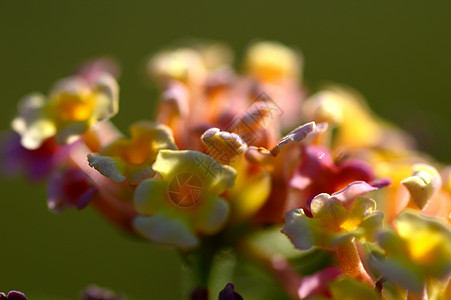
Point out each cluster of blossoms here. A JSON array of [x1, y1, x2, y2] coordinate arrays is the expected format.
[[2, 41, 451, 300]]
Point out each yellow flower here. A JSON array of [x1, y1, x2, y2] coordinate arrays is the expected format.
[[133, 150, 236, 249], [282, 181, 384, 250], [148, 48, 206, 84], [88, 121, 177, 185], [12, 74, 118, 150], [374, 210, 451, 291], [244, 41, 302, 82]]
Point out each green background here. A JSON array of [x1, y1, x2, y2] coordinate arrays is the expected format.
[[1, 1, 450, 299]]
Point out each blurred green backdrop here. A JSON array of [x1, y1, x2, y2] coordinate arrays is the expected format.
[[1, 1, 450, 299]]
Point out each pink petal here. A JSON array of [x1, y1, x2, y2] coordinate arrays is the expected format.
[[298, 267, 342, 299], [332, 181, 378, 210], [289, 145, 334, 189]]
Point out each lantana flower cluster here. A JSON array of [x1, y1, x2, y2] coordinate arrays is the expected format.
[[2, 42, 451, 300]]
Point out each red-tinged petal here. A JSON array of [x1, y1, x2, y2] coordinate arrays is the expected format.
[[331, 181, 378, 210], [297, 267, 342, 299], [336, 159, 374, 186], [290, 145, 335, 191], [47, 166, 96, 213]]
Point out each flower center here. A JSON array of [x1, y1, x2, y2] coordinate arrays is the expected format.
[[167, 172, 204, 208]]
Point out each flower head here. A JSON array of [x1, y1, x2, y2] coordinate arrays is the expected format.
[[133, 149, 236, 249], [282, 181, 384, 250], [12, 73, 118, 150]]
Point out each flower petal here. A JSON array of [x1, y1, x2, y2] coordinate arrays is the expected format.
[[133, 213, 198, 249], [91, 73, 119, 121], [195, 196, 229, 234], [270, 122, 327, 156], [331, 181, 378, 210], [152, 150, 236, 194], [282, 208, 315, 250], [297, 267, 341, 299], [310, 193, 348, 229], [133, 178, 167, 215]]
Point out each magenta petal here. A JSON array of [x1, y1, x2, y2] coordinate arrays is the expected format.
[[337, 159, 374, 183], [332, 181, 378, 209], [370, 178, 392, 189], [0, 132, 27, 177], [301, 146, 335, 174], [290, 146, 334, 189], [0, 131, 73, 182], [298, 267, 341, 299], [0, 132, 53, 181], [47, 167, 95, 213]]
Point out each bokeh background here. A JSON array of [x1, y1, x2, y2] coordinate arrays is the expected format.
[[1, 1, 450, 299]]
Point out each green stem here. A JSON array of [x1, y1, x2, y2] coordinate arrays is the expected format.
[[196, 244, 216, 288], [180, 236, 223, 300]]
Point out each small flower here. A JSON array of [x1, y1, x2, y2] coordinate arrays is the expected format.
[[244, 41, 302, 82], [282, 182, 383, 286], [148, 48, 207, 84], [133, 149, 236, 249], [372, 210, 451, 292], [311, 86, 412, 152], [12, 73, 119, 150], [88, 121, 177, 185], [282, 181, 384, 250]]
